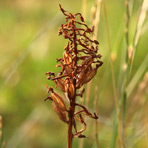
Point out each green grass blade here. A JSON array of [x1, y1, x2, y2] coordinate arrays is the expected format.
[[110, 112, 118, 148]]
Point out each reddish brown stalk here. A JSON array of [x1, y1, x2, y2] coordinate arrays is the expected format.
[[45, 5, 103, 148]]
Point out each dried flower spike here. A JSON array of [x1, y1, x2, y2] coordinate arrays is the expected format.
[[45, 4, 103, 148]]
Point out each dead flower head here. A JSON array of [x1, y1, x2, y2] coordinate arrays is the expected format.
[[45, 4, 103, 141]]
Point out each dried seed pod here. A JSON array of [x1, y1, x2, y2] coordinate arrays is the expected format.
[[52, 102, 68, 123], [83, 67, 97, 84], [76, 66, 88, 88], [51, 91, 67, 112], [55, 79, 66, 92], [81, 56, 93, 66], [65, 78, 75, 98], [46, 87, 67, 112]]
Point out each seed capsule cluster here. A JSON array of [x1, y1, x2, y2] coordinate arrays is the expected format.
[[45, 5, 103, 138]]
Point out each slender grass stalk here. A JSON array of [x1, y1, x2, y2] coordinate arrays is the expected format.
[[116, 1, 131, 148], [141, 21, 148, 35], [92, 1, 102, 147], [129, 0, 148, 73], [103, 0, 118, 112], [118, 0, 130, 130], [144, 119, 148, 147], [103, 1, 126, 147], [120, 3, 148, 146], [123, 0, 148, 100], [80, 1, 102, 147], [125, 0, 130, 52], [110, 113, 118, 148], [126, 54, 148, 97]]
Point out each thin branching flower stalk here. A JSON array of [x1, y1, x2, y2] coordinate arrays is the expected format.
[[45, 5, 103, 148]]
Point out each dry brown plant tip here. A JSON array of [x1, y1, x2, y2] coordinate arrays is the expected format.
[[45, 4, 103, 148]]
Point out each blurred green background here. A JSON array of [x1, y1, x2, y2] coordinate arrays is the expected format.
[[0, 0, 148, 148]]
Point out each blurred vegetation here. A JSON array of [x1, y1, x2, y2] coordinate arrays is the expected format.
[[0, 0, 148, 148]]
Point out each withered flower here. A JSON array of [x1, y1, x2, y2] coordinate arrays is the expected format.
[[45, 4, 103, 148]]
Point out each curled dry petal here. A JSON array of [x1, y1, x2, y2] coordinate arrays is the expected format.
[[75, 103, 98, 119]]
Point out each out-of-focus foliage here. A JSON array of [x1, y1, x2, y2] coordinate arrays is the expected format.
[[0, 0, 148, 148]]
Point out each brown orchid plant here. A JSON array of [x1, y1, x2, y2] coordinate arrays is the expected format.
[[45, 5, 103, 148]]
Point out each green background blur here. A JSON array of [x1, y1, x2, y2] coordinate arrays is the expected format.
[[0, 0, 148, 148]]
